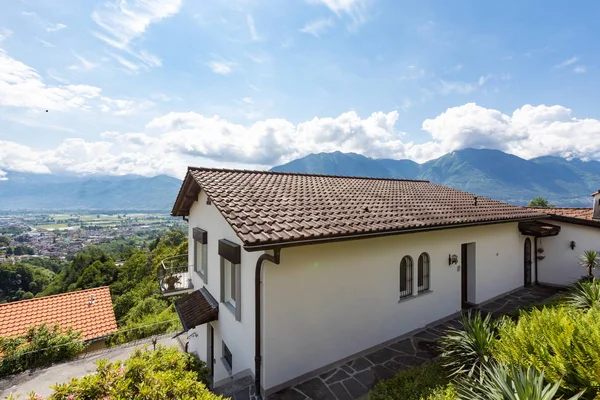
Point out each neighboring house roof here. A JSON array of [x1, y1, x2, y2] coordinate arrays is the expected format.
[[0, 286, 117, 341], [172, 168, 547, 250], [529, 207, 600, 228]]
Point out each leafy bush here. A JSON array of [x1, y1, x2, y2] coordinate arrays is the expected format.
[[29, 345, 216, 400], [369, 362, 450, 400], [456, 363, 585, 400], [567, 278, 600, 310], [439, 311, 496, 379], [494, 306, 600, 398], [424, 384, 457, 400], [0, 324, 85, 377]]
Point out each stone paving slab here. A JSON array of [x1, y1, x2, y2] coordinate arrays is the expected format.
[[230, 285, 562, 400]]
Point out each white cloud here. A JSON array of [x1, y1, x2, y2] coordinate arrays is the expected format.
[[300, 18, 334, 37], [242, 97, 254, 104], [206, 59, 236, 75], [37, 38, 55, 48], [0, 28, 12, 42], [92, 0, 181, 68], [555, 56, 579, 69], [0, 48, 101, 111], [22, 12, 67, 32], [3, 104, 600, 178], [307, 0, 371, 25], [438, 80, 476, 95], [574, 65, 586, 74], [46, 23, 67, 32], [421, 103, 600, 161], [246, 14, 260, 41], [0, 48, 153, 115], [68, 54, 100, 71]]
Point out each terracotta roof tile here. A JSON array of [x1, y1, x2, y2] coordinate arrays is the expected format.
[[173, 168, 547, 248], [529, 207, 595, 221], [0, 287, 117, 341]]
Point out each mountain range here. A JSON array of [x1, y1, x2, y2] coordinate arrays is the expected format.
[[0, 172, 182, 211], [1, 148, 598, 211], [271, 149, 600, 207]]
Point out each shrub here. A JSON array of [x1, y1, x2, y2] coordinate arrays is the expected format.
[[24, 345, 217, 400], [439, 311, 496, 379], [566, 279, 600, 310], [0, 324, 85, 377], [494, 306, 600, 398], [369, 362, 450, 400], [424, 383, 457, 400], [456, 363, 585, 400]]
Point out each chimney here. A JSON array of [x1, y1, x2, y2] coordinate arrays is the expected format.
[[593, 190, 600, 220]]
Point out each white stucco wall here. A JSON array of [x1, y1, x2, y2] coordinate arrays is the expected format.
[[262, 222, 525, 391], [186, 190, 262, 386], [537, 220, 600, 286]]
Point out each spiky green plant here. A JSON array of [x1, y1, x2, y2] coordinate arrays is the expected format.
[[579, 250, 599, 278], [439, 311, 496, 379], [566, 279, 600, 310], [456, 364, 585, 400]]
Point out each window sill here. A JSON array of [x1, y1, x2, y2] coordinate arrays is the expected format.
[[195, 271, 206, 283], [221, 358, 233, 375], [398, 290, 433, 303]]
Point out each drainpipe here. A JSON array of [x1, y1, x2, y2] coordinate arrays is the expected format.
[[534, 237, 539, 285], [255, 248, 281, 398]]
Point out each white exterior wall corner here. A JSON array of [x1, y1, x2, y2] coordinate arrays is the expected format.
[[536, 219, 600, 286], [186, 190, 262, 386], [262, 222, 524, 391]]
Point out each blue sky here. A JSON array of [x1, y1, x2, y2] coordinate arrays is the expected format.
[[1, 0, 599, 178]]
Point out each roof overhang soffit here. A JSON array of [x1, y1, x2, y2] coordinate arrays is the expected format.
[[171, 173, 201, 217], [518, 221, 561, 237]]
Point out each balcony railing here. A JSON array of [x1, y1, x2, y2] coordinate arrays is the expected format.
[[158, 254, 194, 296]]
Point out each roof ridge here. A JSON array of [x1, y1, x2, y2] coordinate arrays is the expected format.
[[0, 286, 110, 308], [187, 166, 430, 183]]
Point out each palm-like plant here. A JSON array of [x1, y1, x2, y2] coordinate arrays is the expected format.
[[579, 250, 599, 278], [439, 311, 497, 379], [456, 364, 585, 400], [566, 278, 600, 310]]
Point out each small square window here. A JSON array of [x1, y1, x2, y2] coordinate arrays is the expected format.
[[222, 341, 233, 372]]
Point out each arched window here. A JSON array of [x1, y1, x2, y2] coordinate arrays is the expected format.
[[418, 253, 430, 293], [399, 256, 413, 299]]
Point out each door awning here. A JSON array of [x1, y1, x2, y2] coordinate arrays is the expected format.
[[518, 221, 561, 237], [174, 287, 218, 332]]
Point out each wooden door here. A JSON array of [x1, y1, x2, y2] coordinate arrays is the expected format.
[[461, 243, 468, 309], [524, 238, 532, 286], [207, 324, 214, 386]]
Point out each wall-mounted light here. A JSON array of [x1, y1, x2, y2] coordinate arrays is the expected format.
[[570, 241, 576, 250], [537, 248, 545, 254], [448, 254, 459, 265], [537, 255, 546, 261]]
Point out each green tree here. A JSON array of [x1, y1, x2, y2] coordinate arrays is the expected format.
[[0, 235, 10, 247], [528, 197, 555, 208]]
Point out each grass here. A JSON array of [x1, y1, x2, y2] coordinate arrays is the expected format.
[[35, 223, 72, 230]]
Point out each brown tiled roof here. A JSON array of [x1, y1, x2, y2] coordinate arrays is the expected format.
[[174, 288, 218, 332], [0, 287, 117, 341], [529, 207, 594, 221], [173, 168, 546, 249]]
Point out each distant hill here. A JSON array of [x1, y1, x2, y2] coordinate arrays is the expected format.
[[271, 149, 600, 207], [0, 172, 182, 211]]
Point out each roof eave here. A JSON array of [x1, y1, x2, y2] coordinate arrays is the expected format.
[[171, 172, 200, 217], [544, 214, 600, 229], [242, 215, 547, 252]]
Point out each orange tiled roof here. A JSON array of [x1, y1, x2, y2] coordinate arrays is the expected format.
[[173, 168, 547, 248], [0, 287, 117, 341], [529, 207, 595, 221]]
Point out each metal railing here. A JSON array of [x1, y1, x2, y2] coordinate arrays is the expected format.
[[158, 254, 194, 295]]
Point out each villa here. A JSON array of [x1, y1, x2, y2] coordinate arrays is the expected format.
[[166, 168, 600, 398]]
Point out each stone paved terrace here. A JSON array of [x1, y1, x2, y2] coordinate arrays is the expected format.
[[223, 285, 564, 400]]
